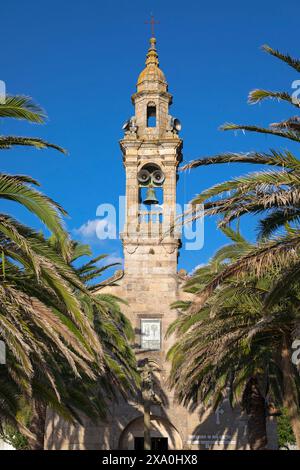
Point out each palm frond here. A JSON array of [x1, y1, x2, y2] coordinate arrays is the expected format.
[[0, 96, 45, 123], [0, 174, 69, 253], [258, 208, 300, 239], [182, 149, 300, 171], [262, 44, 300, 73], [0, 136, 66, 154], [187, 233, 300, 314], [270, 116, 300, 132], [221, 123, 300, 144], [248, 89, 297, 107]]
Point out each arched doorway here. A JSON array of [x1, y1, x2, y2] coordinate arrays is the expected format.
[[118, 415, 183, 450]]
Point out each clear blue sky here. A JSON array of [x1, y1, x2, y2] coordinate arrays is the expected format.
[[1, 0, 299, 273]]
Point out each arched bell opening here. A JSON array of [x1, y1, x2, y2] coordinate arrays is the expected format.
[[137, 163, 165, 209], [147, 104, 157, 127]]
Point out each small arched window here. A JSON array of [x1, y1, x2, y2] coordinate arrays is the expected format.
[[147, 104, 156, 127]]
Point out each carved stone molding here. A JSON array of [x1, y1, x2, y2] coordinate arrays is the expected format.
[[162, 243, 177, 254], [124, 244, 138, 254]]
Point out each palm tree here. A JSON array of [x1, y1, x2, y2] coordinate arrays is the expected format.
[[168, 228, 300, 448], [167, 45, 300, 450], [22, 241, 138, 449], [0, 96, 105, 442], [71, 241, 139, 402], [181, 46, 300, 315], [171, 47, 300, 448], [0, 94, 138, 448], [0, 96, 70, 254]]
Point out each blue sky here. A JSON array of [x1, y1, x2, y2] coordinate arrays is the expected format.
[[0, 0, 299, 273]]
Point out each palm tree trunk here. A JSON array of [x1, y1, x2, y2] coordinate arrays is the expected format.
[[242, 377, 267, 450], [281, 333, 300, 449], [27, 400, 46, 450]]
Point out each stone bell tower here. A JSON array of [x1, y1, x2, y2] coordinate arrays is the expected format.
[[45, 35, 266, 451], [108, 35, 189, 450], [121, 36, 182, 289]]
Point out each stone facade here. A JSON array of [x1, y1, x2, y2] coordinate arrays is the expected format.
[[44, 36, 277, 450]]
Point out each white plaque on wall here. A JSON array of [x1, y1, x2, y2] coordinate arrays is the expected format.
[[141, 319, 161, 350]]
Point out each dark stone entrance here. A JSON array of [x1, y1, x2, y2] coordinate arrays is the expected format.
[[134, 437, 168, 451]]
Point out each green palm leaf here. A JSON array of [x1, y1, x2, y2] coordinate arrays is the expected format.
[[0, 136, 66, 154], [221, 123, 300, 143], [0, 96, 45, 123], [248, 89, 297, 107], [262, 44, 300, 73]]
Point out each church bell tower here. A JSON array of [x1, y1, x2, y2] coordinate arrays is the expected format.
[[45, 33, 270, 452], [121, 36, 182, 281]]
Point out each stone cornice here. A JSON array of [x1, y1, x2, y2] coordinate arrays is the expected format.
[[131, 90, 172, 104], [119, 139, 183, 162], [121, 236, 181, 248]]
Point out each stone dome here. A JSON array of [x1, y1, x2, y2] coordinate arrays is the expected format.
[[137, 65, 166, 86], [136, 37, 167, 90]]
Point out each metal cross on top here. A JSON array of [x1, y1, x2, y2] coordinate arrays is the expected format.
[[145, 14, 159, 38]]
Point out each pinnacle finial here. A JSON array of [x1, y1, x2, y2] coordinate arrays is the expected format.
[[149, 36, 156, 49], [146, 36, 159, 67], [144, 14, 160, 67]]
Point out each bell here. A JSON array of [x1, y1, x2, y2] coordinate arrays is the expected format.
[[143, 186, 159, 205]]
